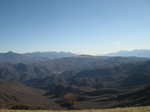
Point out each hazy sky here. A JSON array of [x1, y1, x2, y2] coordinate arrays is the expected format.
[[0, 0, 150, 55]]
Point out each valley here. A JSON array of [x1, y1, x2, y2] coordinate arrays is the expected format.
[[0, 51, 150, 110]]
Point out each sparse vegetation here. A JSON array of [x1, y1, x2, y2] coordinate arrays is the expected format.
[[0, 55, 150, 110], [11, 105, 42, 110], [0, 106, 150, 112], [61, 93, 78, 110]]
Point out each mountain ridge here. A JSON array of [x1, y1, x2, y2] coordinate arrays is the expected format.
[[0, 51, 150, 109], [23, 51, 77, 58], [0, 51, 77, 64], [0, 58, 150, 109], [102, 49, 150, 58], [0, 55, 149, 83]]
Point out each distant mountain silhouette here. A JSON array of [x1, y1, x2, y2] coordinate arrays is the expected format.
[[0, 51, 26, 63], [23, 51, 77, 58], [0, 51, 50, 64], [103, 49, 150, 58], [0, 51, 149, 64], [0, 51, 77, 64]]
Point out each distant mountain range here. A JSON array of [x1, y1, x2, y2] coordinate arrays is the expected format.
[[0, 51, 77, 64], [1, 50, 150, 110], [0, 51, 51, 64], [23, 51, 77, 58], [102, 49, 150, 58], [23, 49, 150, 58], [0, 49, 150, 64]]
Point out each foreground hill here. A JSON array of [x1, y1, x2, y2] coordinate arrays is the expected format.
[[43, 84, 150, 109], [0, 79, 49, 108], [1, 78, 150, 110]]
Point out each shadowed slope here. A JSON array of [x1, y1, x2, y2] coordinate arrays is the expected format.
[[0, 79, 49, 108], [0, 63, 53, 82]]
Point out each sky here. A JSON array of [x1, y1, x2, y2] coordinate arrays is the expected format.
[[0, 0, 150, 55]]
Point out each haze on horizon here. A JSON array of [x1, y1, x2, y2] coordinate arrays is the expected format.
[[0, 0, 150, 55]]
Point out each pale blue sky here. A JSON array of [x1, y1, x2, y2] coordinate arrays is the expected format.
[[0, 0, 150, 55]]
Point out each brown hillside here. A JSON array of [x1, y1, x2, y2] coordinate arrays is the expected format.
[[0, 79, 49, 108]]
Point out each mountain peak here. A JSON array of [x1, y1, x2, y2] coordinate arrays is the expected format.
[[7, 51, 14, 53]]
